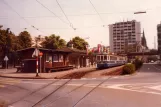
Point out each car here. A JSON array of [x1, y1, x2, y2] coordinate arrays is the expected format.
[[151, 60, 154, 63]]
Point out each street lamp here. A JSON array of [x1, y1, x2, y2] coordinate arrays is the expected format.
[[134, 11, 146, 14]]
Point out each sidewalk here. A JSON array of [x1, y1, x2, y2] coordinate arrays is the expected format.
[[0, 67, 96, 79]]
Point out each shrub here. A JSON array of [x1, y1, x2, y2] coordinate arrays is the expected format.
[[122, 63, 135, 75], [133, 59, 143, 70]]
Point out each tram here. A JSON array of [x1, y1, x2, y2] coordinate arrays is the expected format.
[[96, 53, 127, 69]]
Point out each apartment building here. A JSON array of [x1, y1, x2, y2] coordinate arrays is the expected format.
[[109, 20, 141, 53]]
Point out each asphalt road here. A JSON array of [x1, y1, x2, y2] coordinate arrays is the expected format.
[[0, 64, 161, 107]]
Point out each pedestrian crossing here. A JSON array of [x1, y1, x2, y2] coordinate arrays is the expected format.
[[0, 78, 20, 88]]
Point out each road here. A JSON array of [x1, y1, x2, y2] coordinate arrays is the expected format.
[[0, 64, 161, 107]]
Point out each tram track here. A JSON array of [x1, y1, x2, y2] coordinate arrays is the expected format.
[[32, 79, 72, 107], [43, 82, 88, 107], [7, 79, 61, 106], [8, 66, 123, 107], [32, 69, 120, 107], [71, 69, 122, 107]]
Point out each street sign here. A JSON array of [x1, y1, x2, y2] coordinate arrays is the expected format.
[[4, 56, 8, 71], [4, 56, 9, 61], [32, 48, 40, 57]]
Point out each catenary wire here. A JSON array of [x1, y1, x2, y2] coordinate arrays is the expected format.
[[35, 0, 75, 30], [55, 0, 75, 30], [1, 0, 48, 35]]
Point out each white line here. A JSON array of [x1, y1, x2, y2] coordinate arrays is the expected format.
[[113, 76, 119, 79], [107, 84, 161, 95], [92, 78, 96, 79], [152, 65, 161, 70], [21, 81, 47, 84], [81, 78, 88, 80], [149, 85, 161, 91]]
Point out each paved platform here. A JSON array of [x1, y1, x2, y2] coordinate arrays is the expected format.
[[0, 67, 96, 79], [0, 66, 124, 79]]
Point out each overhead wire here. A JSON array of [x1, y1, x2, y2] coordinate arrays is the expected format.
[[55, 0, 75, 30], [88, 0, 106, 26], [1, 1, 157, 31], [0, 6, 156, 20], [1, 0, 48, 35], [35, 0, 75, 30]]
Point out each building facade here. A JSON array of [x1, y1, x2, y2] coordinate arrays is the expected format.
[[109, 20, 141, 53], [16, 47, 90, 73], [157, 23, 161, 59]]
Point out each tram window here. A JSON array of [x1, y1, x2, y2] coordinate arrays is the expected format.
[[101, 56, 104, 61], [104, 56, 107, 61], [97, 56, 100, 61]]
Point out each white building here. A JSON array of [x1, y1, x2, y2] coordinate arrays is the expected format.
[[109, 20, 141, 53]]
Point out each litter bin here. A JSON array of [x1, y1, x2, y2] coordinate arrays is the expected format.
[[22, 59, 36, 73]]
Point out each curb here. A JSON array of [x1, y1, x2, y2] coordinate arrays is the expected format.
[[0, 75, 52, 79]]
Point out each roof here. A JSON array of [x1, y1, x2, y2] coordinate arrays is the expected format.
[[56, 47, 86, 54], [16, 47, 54, 52], [16, 47, 86, 54]]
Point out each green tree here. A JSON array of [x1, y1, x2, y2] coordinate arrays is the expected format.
[[17, 31, 32, 49], [41, 34, 66, 49], [67, 36, 88, 50], [0, 27, 19, 68]]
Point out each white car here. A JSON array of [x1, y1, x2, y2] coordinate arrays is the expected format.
[[151, 60, 154, 63]]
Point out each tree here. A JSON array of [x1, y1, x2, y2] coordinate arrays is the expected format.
[[17, 31, 32, 49], [67, 36, 88, 50], [41, 34, 66, 49], [0, 27, 19, 68]]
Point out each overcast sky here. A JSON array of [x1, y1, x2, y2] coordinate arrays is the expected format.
[[0, 0, 161, 49]]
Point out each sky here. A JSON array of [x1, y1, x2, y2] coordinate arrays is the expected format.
[[0, 0, 161, 49]]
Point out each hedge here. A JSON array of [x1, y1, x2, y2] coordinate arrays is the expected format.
[[133, 59, 143, 70], [122, 63, 135, 75]]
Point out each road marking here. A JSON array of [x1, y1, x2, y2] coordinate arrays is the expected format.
[[0, 79, 20, 88], [152, 65, 161, 71], [0, 79, 20, 85], [21, 81, 47, 84], [149, 85, 161, 91], [107, 84, 161, 95], [64, 82, 161, 95], [81, 78, 87, 80], [113, 76, 119, 78], [91, 78, 96, 79]]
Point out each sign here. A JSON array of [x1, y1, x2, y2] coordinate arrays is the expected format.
[[32, 48, 40, 57], [39, 52, 43, 56], [4, 56, 9, 61]]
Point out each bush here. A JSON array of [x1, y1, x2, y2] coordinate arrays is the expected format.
[[133, 59, 143, 70], [122, 63, 135, 75]]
